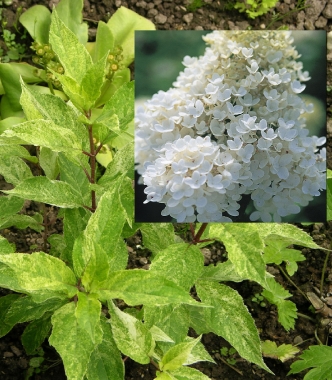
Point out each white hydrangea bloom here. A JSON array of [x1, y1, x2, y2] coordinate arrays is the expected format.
[[135, 31, 326, 222]]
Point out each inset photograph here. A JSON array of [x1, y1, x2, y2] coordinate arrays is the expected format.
[[135, 30, 326, 223]]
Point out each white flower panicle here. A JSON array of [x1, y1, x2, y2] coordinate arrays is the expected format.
[[135, 31, 326, 222]]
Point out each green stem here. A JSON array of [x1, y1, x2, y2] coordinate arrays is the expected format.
[[297, 312, 316, 323], [48, 79, 55, 95], [149, 358, 160, 370], [266, 3, 310, 29], [277, 264, 309, 301], [320, 248, 331, 296]]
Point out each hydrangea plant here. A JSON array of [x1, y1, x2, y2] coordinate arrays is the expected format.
[[135, 31, 326, 223]]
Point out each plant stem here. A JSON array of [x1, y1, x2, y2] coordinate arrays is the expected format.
[[149, 358, 160, 370], [47, 79, 55, 95], [192, 223, 208, 244], [320, 248, 331, 296], [266, 3, 310, 29], [277, 264, 309, 301], [297, 312, 316, 323], [219, 357, 243, 376]]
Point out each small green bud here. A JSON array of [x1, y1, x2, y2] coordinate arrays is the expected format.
[[36, 48, 45, 56], [32, 56, 40, 64], [44, 52, 55, 60], [56, 65, 64, 74], [53, 80, 61, 88], [114, 45, 123, 55], [31, 41, 40, 50], [111, 63, 118, 71]]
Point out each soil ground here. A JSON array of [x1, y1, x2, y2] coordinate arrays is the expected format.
[[1, 0, 332, 379]]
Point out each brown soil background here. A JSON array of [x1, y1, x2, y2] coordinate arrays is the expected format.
[[1, 0, 332, 379]]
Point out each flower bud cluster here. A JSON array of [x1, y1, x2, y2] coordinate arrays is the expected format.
[[31, 42, 63, 89], [135, 31, 326, 222], [106, 45, 124, 80]]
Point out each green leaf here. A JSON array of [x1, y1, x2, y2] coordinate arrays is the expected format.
[[144, 304, 190, 346], [0, 63, 22, 112], [91, 21, 114, 62], [118, 176, 134, 227], [263, 235, 306, 276], [250, 223, 324, 250], [96, 81, 134, 130], [80, 53, 108, 107], [58, 153, 90, 204], [156, 372, 173, 380], [0, 294, 21, 337], [86, 317, 124, 380], [288, 345, 332, 379], [170, 366, 212, 379], [0, 196, 24, 220], [262, 277, 297, 331], [107, 7, 155, 67], [0, 117, 26, 134], [194, 281, 272, 373], [0, 252, 77, 302], [108, 301, 154, 364], [200, 260, 246, 282], [0, 155, 33, 186], [19, 5, 51, 43], [55, 0, 88, 45], [20, 80, 88, 148], [72, 178, 128, 290], [97, 270, 203, 307], [261, 340, 299, 362], [149, 243, 204, 291], [62, 208, 90, 265], [49, 302, 98, 380], [185, 337, 215, 366], [149, 325, 174, 343], [111, 119, 134, 148], [0, 94, 24, 119], [4, 63, 44, 85], [2, 119, 82, 153], [21, 313, 52, 355], [95, 68, 130, 108], [140, 223, 175, 256], [0, 295, 65, 337], [98, 142, 134, 186], [0, 235, 15, 254], [75, 292, 102, 344], [209, 224, 267, 286], [2, 177, 84, 208], [160, 335, 201, 371], [0, 144, 38, 163], [49, 8, 92, 83], [77, 241, 111, 295], [0, 214, 43, 232], [39, 147, 59, 180], [48, 234, 66, 258], [93, 115, 120, 144], [52, 73, 88, 112]]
